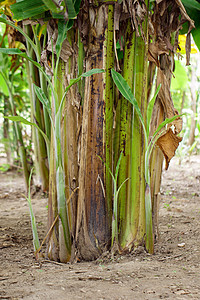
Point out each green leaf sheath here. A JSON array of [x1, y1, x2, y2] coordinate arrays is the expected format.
[[41, 0, 60, 13]]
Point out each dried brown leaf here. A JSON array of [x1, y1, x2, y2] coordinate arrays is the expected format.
[[156, 129, 182, 170]]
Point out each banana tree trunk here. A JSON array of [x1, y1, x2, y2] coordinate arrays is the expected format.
[[47, 29, 81, 262], [116, 20, 136, 248], [76, 2, 114, 260], [117, 3, 149, 251]]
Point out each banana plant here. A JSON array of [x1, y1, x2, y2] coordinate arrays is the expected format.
[[0, 45, 104, 257], [111, 68, 182, 253]]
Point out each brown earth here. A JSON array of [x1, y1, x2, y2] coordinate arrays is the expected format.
[[0, 155, 200, 300]]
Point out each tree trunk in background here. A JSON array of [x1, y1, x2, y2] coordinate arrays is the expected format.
[[180, 90, 186, 115], [188, 67, 197, 147], [3, 96, 11, 164]]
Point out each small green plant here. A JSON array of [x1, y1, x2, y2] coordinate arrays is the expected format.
[[165, 190, 171, 196], [0, 163, 10, 172], [98, 152, 129, 247], [164, 203, 170, 209]]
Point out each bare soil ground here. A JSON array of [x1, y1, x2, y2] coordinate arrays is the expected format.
[[0, 156, 200, 300]]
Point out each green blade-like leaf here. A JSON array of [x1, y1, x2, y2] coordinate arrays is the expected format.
[[0, 72, 9, 96], [114, 151, 123, 182], [74, 0, 81, 14], [68, 68, 104, 88], [56, 20, 68, 57], [0, 48, 24, 56], [57, 69, 105, 119], [4, 115, 50, 148], [0, 17, 37, 53], [33, 84, 51, 119], [65, 0, 77, 19], [41, 0, 59, 13], [181, 1, 200, 51], [116, 177, 130, 198], [97, 155, 115, 183], [111, 69, 143, 120], [81, 68, 105, 77], [111, 68, 148, 146], [10, 0, 48, 21], [0, 48, 56, 99], [182, 0, 200, 10], [146, 84, 161, 136]]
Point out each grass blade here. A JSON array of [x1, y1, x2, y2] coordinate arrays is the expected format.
[[4, 115, 50, 149], [33, 84, 51, 117]]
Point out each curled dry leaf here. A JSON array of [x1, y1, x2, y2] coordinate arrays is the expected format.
[[156, 128, 182, 170], [155, 67, 183, 169], [158, 76, 183, 165]]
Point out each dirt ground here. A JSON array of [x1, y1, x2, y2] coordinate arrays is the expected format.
[[0, 155, 200, 300]]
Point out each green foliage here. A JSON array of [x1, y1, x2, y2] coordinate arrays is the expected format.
[[10, 0, 48, 20], [98, 152, 129, 246], [182, 0, 200, 51], [0, 72, 9, 96], [171, 60, 188, 91], [111, 68, 148, 145], [33, 84, 52, 121], [4, 115, 50, 148], [41, 0, 60, 13], [0, 17, 37, 52], [182, 0, 200, 11], [10, 0, 81, 21], [111, 68, 183, 253], [0, 163, 10, 172]]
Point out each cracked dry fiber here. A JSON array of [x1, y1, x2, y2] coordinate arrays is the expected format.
[[156, 68, 182, 170]]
